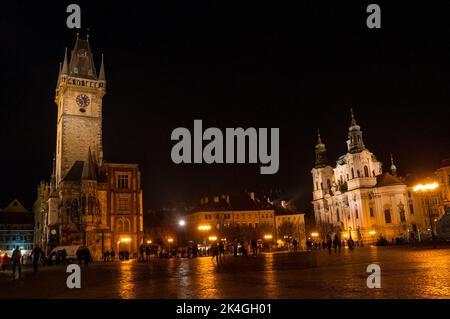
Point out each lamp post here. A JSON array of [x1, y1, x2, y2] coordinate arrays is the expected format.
[[178, 219, 186, 247], [413, 182, 439, 248]]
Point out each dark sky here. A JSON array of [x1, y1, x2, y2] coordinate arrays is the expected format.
[[1, 1, 450, 212]]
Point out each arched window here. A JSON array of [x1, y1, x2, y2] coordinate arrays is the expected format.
[[364, 166, 369, 177], [116, 218, 130, 233], [351, 168, 355, 179]]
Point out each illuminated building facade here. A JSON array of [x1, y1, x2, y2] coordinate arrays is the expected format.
[[311, 110, 428, 242], [34, 35, 144, 258], [186, 192, 306, 246], [0, 199, 34, 256]]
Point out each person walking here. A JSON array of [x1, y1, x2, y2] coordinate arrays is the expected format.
[[326, 235, 332, 254], [12, 246, 22, 278], [30, 246, 44, 273], [82, 248, 91, 267], [292, 239, 298, 252], [251, 239, 258, 257], [76, 247, 83, 265], [333, 234, 341, 253], [110, 249, 116, 261], [60, 249, 67, 265]]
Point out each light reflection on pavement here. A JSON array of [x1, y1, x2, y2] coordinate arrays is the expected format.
[[1, 246, 449, 299]]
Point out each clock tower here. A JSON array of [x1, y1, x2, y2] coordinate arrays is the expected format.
[[54, 34, 106, 184]]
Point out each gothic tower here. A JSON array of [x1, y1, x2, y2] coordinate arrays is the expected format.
[[54, 34, 106, 185]]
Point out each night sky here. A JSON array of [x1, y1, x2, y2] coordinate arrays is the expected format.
[[1, 1, 450, 213]]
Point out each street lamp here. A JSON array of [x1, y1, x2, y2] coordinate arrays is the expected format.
[[413, 181, 439, 248], [179, 220, 186, 227]]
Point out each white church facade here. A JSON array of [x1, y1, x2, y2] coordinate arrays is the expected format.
[[311, 110, 427, 242]]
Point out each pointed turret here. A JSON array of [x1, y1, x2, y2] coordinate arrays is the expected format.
[[61, 47, 69, 75], [82, 148, 98, 180], [50, 153, 57, 193], [347, 108, 365, 153], [98, 54, 106, 81], [68, 34, 97, 80], [315, 129, 328, 168], [390, 153, 398, 177]]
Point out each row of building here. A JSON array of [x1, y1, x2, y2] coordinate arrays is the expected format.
[[2, 36, 450, 258]]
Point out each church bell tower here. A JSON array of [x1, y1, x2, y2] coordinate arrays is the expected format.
[[54, 34, 106, 184]]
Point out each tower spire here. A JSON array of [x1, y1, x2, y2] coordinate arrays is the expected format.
[[98, 53, 106, 81], [50, 153, 56, 193], [314, 129, 328, 168], [390, 153, 398, 176], [82, 147, 98, 180], [317, 128, 323, 145], [347, 108, 365, 153], [61, 47, 69, 75], [350, 108, 357, 126]]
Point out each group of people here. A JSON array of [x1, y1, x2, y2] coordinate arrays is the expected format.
[[102, 250, 116, 261], [306, 234, 351, 253], [1, 245, 47, 277]]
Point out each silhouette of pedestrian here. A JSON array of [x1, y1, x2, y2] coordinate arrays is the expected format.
[[11, 246, 22, 278], [30, 246, 44, 272]]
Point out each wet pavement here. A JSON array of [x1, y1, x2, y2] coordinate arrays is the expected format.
[[1, 245, 450, 299]]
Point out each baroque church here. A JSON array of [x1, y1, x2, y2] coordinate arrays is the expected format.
[[34, 35, 144, 258], [311, 110, 427, 242]]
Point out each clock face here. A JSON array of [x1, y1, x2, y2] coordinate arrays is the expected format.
[[76, 94, 90, 108], [51, 229, 57, 235]]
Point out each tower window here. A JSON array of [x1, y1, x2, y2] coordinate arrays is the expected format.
[[117, 174, 129, 189], [355, 209, 358, 219], [409, 204, 414, 215], [364, 166, 369, 177], [351, 168, 355, 179], [370, 207, 374, 217]]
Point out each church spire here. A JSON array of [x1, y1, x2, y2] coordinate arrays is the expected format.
[[82, 147, 98, 180], [350, 108, 357, 126], [347, 108, 365, 153], [68, 34, 97, 80], [314, 129, 328, 168], [50, 153, 56, 193], [98, 53, 106, 81], [61, 47, 69, 75], [390, 153, 398, 177]]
